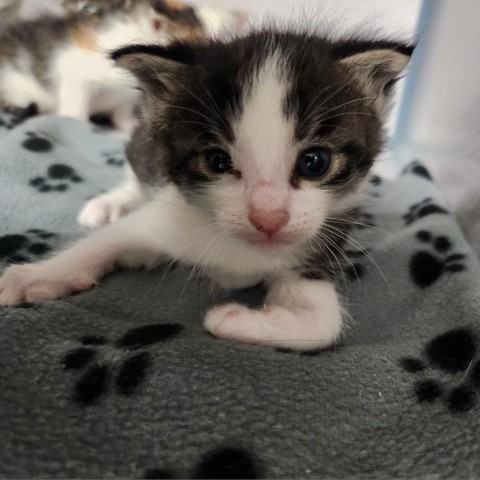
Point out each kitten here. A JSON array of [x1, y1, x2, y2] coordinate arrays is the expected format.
[[0, 0, 204, 131], [0, 29, 413, 351], [0, 0, 20, 30], [61, 0, 138, 17]]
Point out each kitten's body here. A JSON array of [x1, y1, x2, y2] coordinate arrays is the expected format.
[[0, 29, 413, 351], [0, 0, 20, 30], [0, 0, 204, 130]]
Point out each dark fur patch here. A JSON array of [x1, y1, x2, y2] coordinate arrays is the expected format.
[[111, 43, 195, 64], [324, 142, 373, 188], [332, 38, 415, 59], [298, 211, 358, 280], [150, 0, 202, 29]]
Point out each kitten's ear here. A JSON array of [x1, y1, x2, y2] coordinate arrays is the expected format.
[[111, 43, 195, 94], [336, 40, 415, 117]]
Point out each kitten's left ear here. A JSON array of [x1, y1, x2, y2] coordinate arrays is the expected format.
[[111, 43, 196, 95], [336, 40, 415, 117]]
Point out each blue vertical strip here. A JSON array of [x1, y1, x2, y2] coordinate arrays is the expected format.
[[391, 0, 437, 153]]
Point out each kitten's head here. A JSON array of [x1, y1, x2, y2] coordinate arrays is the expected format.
[[63, 0, 204, 40], [113, 30, 413, 251]]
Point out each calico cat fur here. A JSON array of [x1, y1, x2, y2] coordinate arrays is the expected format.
[[0, 29, 414, 351], [0, 0, 205, 131]]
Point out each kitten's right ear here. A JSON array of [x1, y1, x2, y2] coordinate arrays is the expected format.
[[111, 43, 196, 93]]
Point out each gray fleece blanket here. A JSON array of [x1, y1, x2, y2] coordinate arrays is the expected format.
[[1, 112, 480, 479]]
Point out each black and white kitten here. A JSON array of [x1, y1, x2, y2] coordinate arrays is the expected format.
[[0, 30, 413, 350]]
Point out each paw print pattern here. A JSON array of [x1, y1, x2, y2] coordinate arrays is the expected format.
[[0, 114, 15, 130], [403, 197, 449, 225], [61, 324, 183, 405], [145, 446, 263, 479], [410, 230, 466, 288], [30, 164, 83, 192], [343, 248, 370, 282], [402, 160, 433, 181], [368, 175, 383, 198], [22, 131, 54, 152], [0, 104, 38, 130], [400, 328, 480, 413], [0, 229, 57, 264], [102, 150, 125, 167]]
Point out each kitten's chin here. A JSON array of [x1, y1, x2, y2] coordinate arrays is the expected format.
[[238, 232, 302, 250]]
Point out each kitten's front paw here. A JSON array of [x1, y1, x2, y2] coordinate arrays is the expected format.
[[204, 304, 249, 333], [0, 263, 95, 305], [78, 191, 142, 229], [204, 301, 341, 351]]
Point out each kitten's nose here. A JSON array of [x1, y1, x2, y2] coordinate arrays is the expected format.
[[248, 208, 290, 236]]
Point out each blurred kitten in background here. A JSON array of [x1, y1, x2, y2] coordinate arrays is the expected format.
[[0, 0, 246, 131], [0, 0, 21, 29]]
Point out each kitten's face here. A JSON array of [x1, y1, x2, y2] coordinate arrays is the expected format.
[[116, 32, 412, 251]]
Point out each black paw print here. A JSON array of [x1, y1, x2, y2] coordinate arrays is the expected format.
[[402, 160, 433, 181], [22, 131, 54, 152], [369, 175, 382, 186], [368, 175, 384, 198], [30, 164, 83, 192], [0, 114, 15, 130], [403, 197, 449, 225], [410, 230, 465, 288], [400, 327, 480, 413], [145, 446, 263, 479], [343, 248, 370, 282], [61, 324, 183, 406], [102, 150, 125, 167], [0, 229, 57, 264]]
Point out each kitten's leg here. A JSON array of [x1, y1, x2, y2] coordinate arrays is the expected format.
[[78, 165, 146, 228], [0, 203, 164, 305], [204, 278, 343, 351], [57, 79, 92, 121]]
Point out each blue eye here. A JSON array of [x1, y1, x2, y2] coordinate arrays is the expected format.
[[205, 149, 233, 173], [296, 148, 331, 178]]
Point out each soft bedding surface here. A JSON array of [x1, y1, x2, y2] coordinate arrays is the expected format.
[[1, 112, 480, 479]]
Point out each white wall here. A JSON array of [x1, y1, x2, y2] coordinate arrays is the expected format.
[[393, 0, 480, 252]]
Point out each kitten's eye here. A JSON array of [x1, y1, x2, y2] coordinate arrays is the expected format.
[[296, 148, 331, 178], [205, 149, 233, 173]]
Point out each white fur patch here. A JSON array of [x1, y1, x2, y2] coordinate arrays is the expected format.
[[0, 50, 54, 111], [234, 52, 294, 183]]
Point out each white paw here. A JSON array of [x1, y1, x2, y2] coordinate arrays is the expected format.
[[204, 302, 341, 351], [78, 191, 141, 228], [0, 263, 95, 305], [204, 303, 250, 334]]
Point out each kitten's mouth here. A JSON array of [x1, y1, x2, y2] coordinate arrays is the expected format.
[[243, 233, 297, 248]]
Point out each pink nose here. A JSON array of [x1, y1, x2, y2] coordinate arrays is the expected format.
[[248, 208, 290, 236]]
